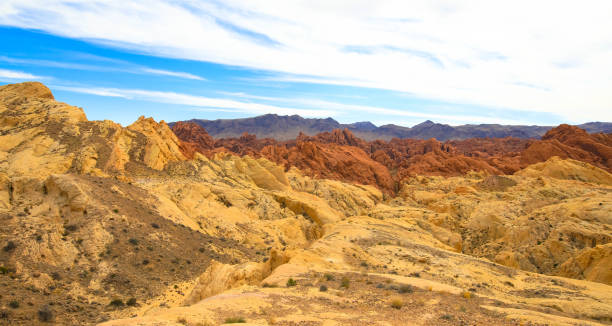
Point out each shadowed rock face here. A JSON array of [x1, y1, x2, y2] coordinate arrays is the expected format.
[[172, 122, 611, 194], [1, 82, 612, 326]]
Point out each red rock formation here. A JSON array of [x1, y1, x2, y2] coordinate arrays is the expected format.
[[170, 122, 215, 158], [171, 123, 611, 193], [521, 124, 612, 170]]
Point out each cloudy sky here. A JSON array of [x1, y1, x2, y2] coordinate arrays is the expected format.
[[1, 0, 611, 126]]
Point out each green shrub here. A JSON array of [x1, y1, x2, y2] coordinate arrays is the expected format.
[[319, 285, 328, 292], [286, 278, 297, 287], [340, 277, 350, 289], [324, 273, 335, 281], [224, 317, 246, 323]]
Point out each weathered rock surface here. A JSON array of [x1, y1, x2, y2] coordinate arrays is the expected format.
[[0, 82, 611, 326]]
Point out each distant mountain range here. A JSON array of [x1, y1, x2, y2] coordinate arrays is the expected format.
[[173, 114, 612, 141]]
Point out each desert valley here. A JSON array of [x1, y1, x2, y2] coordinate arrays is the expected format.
[[0, 82, 610, 325]]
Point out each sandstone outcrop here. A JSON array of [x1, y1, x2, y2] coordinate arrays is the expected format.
[[1, 82, 611, 326]]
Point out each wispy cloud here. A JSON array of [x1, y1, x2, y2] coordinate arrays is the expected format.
[[53, 85, 338, 117], [0, 56, 205, 81], [0, 68, 47, 81], [139, 68, 204, 80], [1, 1, 611, 121]]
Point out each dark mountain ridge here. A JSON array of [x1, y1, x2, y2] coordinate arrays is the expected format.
[[173, 114, 612, 141]]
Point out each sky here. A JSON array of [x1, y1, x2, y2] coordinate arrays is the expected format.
[[0, 1, 611, 127]]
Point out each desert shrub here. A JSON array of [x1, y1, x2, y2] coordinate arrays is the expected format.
[[319, 285, 328, 292], [324, 273, 335, 281], [113, 209, 119, 213], [286, 278, 297, 287], [51, 272, 62, 281], [109, 299, 124, 307], [3, 241, 16, 252], [0, 309, 10, 319], [390, 298, 403, 309], [8, 301, 19, 309], [340, 277, 350, 289], [151, 223, 160, 229], [398, 285, 413, 294], [0, 266, 8, 274], [462, 291, 471, 299], [441, 314, 453, 320], [128, 238, 139, 245], [224, 317, 246, 323], [262, 282, 277, 288], [177, 317, 188, 324], [38, 305, 53, 322], [65, 224, 78, 232], [126, 298, 137, 306]]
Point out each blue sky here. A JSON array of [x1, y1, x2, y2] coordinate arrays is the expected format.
[[1, 1, 611, 126]]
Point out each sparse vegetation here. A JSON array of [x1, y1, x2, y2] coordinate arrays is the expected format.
[[398, 285, 413, 294], [177, 317, 188, 324], [286, 278, 297, 287], [262, 282, 277, 288], [390, 297, 403, 309], [462, 291, 471, 299], [113, 209, 119, 213], [126, 298, 137, 306], [38, 305, 53, 322], [224, 317, 246, 323], [0, 266, 8, 274], [319, 285, 328, 292], [109, 299, 124, 307], [128, 238, 139, 245], [324, 273, 335, 281], [3, 241, 16, 252], [441, 314, 453, 320], [341, 276, 350, 289]]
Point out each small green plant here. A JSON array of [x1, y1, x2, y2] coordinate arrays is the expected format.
[[286, 278, 297, 287], [340, 276, 350, 289], [319, 285, 328, 292], [441, 314, 453, 320], [324, 273, 335, 281], [113, 209, 119, 213], [8, 301, 19, 309], [224, 317, 246, 323], [0, 266, 8, 274], [128, 238, 139, 245]]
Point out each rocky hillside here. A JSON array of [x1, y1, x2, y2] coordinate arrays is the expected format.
[[177, 114, 612, 141], [0, 82, 611, 326], [171, 122, 612, 194]]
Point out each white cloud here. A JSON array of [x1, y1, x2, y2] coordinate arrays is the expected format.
[[139, 68, 204, 80], [0, 56, 204, 81], [54, 85, 338, 117], [0, 68, 46, 81], [1, 1, 611, 121]]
